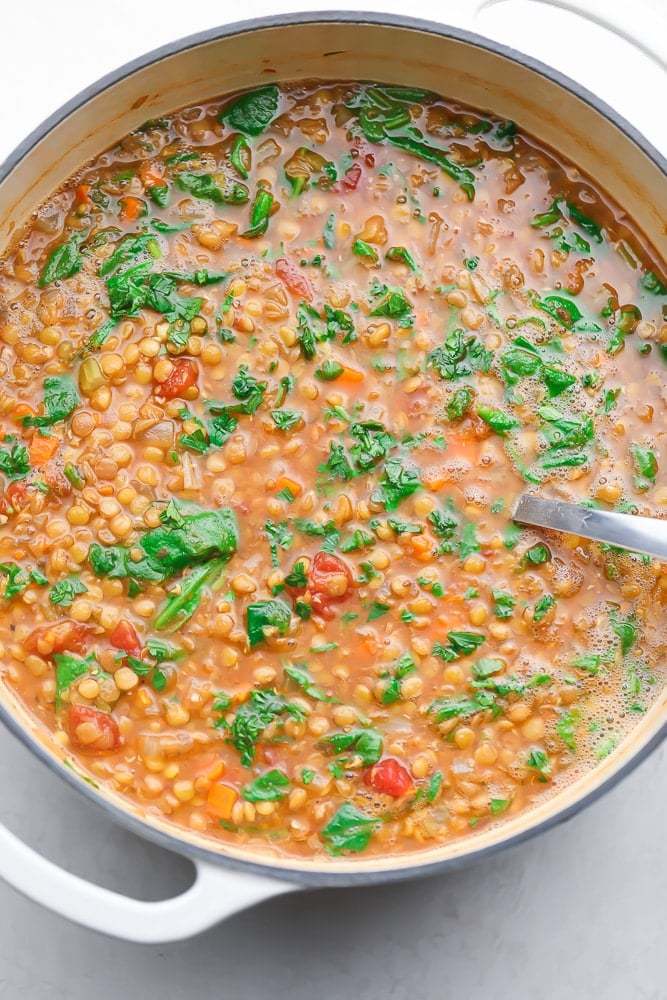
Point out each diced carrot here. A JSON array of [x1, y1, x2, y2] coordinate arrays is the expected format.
[[194, 754, 225, 782], [14, 402, 37, 420], [335, 365, 364, 384], [206, 781, 238, 820], [119, 196, 145, 222], [97, 483, 114, 496], [420, 468, 452, 492], [409, 534, 432, 557], [74, 184, 92, 211], [139, 162, 164, 190], [275, 475, 303, 497], [29, 434, 59, 467]]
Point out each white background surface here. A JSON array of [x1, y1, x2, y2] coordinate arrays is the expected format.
[[0, 1, 665, 996]]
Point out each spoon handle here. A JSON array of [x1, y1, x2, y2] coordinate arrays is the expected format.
[[513, 494, 667, 562]]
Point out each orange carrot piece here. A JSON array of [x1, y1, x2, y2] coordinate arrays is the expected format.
[[119, 196, 145, 222], [275, 475, 303, 497], [74, 184, 92, 211], [409, 534, 432, 556], [14, 402, 37, 420], [206, 781, 238, 820], [97, 483, 114, 496], [139, 162, 164, 190], [420, 468, 452, 492], [335, 365, 364, 384], [29, 434, 59, 467]]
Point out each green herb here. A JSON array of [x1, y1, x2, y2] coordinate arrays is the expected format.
[[263, 519, 293, 567], [246, 599, 291, 646], [503, 523, 523, 549], [320, 802, 379, 855], [567, 202, 603, 243], [221, 85, 280, 136], [301, 768, 315, 785], [426, 771, 442, 802], [367, 601, 390, 622], [428, 690, 498, 722], [315, 359, 345, 381], [230, 134, 251, 178], [284, 663, 337, 702], [175, 171, 248, 205], [386, 516, 423, 535], [352, 238, 379, 262], [556, 708, 581, 752], [349, 421, 396, 471], [63, 462, 84, 488], [490, 798, 510, 816], [381, 652, 416, 704], [533, 594, 556, 622], [242, 769, 290, 802], [23, 376, 78, 428], [432, 630, 485, 662], [284, 561, 308, 588], [641, 270, 667, 295], [49, 574, 87, 607], [0, 441, 30, 478], [321, 728, 383, 766], [370, 458, 421, 510], [386, 246, 417, 271], [154, 557, 228, 632], [573, 653, 601, 675], [226, 689, 305, 766], [609, 607, 638, 655], [428, 330, 492, 381], [89, 502, 238, 586], [631, 443, 657, 491], [476, 406, 520, 436], [492, 589, 516, 619], [527, 748, 551, 781], [472, 658, 505, 680], [447, 387, 472, 420], [39, 236, 83, 287], [241, 188, 274, 239], [368, 279, 414, 325], [0, 563, 47, 600], [357, 562, 380, 584], [341, 529, 375, 553], [270, 410, 302, 431], [230, 365, 267, 415], [522, 543, 551, 566], [54, 651, 97, 709]]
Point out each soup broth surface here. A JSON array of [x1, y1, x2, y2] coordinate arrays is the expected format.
[[0, 81, 666, 860]]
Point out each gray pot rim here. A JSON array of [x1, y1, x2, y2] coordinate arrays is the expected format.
[[0, 9, 664, 888]]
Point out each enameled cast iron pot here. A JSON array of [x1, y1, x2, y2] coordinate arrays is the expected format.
[[0, 4, 665, 942]]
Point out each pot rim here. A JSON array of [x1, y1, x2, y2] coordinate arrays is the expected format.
[[0, 9, 665, 887]]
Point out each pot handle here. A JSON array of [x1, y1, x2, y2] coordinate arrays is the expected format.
[[0, 819, 297, 942], [462, 0, 666, 70]]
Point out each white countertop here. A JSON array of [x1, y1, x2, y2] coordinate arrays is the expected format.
[[0, 1, 665, 996]]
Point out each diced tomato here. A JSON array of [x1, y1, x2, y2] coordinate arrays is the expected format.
[[158, 358, 199, 400], [25, 620, 91, 656], [275, 258, 314, 302], [139, 161, 165, 190], [307, 550, 353, 619], [109, 619, 141, 657], [341, 164, 362, 191], [118, 196, 146, 222], [69, 705, 121, 754], [365, 758, 413, 798], [0, 480, 38, 516]]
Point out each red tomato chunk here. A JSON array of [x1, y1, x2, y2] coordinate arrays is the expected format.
[[69, 705, 121, 753], [365, 759, 413, 798]]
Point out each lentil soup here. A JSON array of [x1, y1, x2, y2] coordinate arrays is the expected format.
[[0, 81, 666, 861]]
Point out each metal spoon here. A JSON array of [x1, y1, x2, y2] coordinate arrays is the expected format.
[[513, 494, 667, 561]]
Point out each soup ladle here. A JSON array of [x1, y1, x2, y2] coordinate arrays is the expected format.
[[513, 494, 667, 561]]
